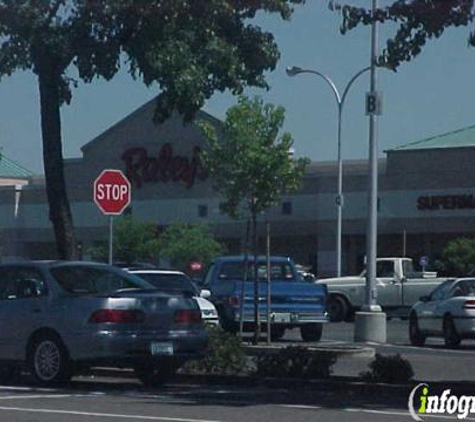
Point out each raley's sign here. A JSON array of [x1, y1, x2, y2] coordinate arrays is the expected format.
[[121, 143, 207, 189], [417, 194, 475, 211]]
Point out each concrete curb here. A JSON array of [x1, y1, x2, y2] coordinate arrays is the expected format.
[[242, 344, 375, 358]]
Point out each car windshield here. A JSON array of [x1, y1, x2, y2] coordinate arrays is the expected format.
[[51, 264, 153, 294], [218, 262, 295, 281], [430, 280, 455, 301], [452, 279, 475, 297], [133, 272, 198, 295]]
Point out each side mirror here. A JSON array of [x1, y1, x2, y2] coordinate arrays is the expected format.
[[419, 295, 430, 302], [200, 289, 211, 299]]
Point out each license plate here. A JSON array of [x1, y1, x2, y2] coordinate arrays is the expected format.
[[272, 313, 291, 323], [151, 342, 174, 356]]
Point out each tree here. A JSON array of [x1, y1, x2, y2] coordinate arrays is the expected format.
[[199, 95, 309, 343], [336, 0, 474, 70], [88, 216, 160, 265], [0, 0, 305, 259], [159, 223, 225, 273], [436, 237, 475, 277]]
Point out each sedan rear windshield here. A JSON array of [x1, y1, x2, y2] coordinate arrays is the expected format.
[[218, 262, 295, 281], [133, 273, 198, 296], [51, 265, 153, 294]]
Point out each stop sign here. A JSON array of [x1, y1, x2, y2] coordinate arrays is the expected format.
[[93, 169, 131, 215]]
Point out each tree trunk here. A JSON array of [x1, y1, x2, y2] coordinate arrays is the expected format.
[[37, 65, 77, 260], [252, 211, 260, 345]]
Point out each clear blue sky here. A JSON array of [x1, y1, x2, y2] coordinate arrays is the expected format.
[[1, 1, 474, 174]]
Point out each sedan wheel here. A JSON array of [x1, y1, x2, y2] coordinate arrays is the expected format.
[[29, 335, 72, 385], [443, 315, 461, 348], [327, 296, 348, 323], [409, 313, 426, 347]]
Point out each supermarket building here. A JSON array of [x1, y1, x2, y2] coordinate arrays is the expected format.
[[1, 98, 475, 277]]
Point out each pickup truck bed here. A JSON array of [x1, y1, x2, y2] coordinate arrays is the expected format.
[[204, 256, 328, 341]]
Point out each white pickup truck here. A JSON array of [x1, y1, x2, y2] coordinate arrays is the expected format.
[[317, 257, 449, 322]]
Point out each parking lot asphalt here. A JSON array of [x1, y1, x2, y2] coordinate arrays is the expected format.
[[2, 319, 475, 422], [0, 378, 415, 422], [280, 319, 475, 383]]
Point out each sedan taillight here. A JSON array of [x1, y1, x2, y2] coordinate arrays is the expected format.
[[463, 300, 475, 309], [174, 309, 202, 324], [89, 309, 145, 324]]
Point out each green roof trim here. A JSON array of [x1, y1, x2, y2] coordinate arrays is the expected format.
[[0, 154, 33, 178], [389, 124, 475, 152]]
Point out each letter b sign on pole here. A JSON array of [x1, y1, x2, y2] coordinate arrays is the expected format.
[[94, 169, 131, 265], [366, 91, 382, 116]]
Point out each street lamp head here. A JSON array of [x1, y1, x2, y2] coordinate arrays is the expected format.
[[285, 66, 303, 77]]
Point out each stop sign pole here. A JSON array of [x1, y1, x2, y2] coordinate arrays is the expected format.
[[93, 170, 132, 265]]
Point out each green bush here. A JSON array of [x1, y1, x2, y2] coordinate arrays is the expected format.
[[360, 353, 414, 384], [436, 237, 475, 277], [181, 325, 248, 375], [256, 346, 337, 379]]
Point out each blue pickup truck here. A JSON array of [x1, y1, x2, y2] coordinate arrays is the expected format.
[[202, 255, 328, 341]]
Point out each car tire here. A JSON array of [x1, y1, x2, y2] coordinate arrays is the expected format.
[[28, 334, 72, 385], [300, 323, 323, 342], [217, 308, 238, 334], [327, 296, 348, 322], [409, 313, 426, 347], [443, 315, 461, 348], [270, 326, 285, 341], [134, 361, 178, 387]]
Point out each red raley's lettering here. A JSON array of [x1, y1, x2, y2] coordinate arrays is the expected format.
[[121, 144, 207, 189]]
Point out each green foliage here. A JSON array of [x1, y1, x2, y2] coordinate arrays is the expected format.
[[335, 1, 473, 70], [200, 95, 309, 344], [256, 346, 337, 379], [0, 0, 306, 259], [88, 216, 160, 265], [360, 353, 414, 384], [159, 223, 225, 272], [0, 1, 306, 116], [200, 95, 309, 220], [436, 237, 475, 277], [181, 325, 248, 375]]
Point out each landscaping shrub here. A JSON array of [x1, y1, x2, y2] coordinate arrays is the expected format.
[[256, 346, 337, 379], [181, 325, 249, 375], [360, 353, 414, 384]]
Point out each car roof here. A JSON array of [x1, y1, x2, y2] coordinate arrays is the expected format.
[[213, 255, 292, 263], [0, 260, 112, 269], [128, 268, 185, 275]]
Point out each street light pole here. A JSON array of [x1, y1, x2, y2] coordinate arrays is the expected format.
[[286, 66, 370, 277], [354, 0, 387, 343]]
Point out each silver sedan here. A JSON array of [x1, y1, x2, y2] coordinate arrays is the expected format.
[[0, 261, 207, 386], [409, 278, 475, 348]]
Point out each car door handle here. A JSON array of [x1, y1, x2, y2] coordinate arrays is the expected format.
[[32, 309, 41, 314]]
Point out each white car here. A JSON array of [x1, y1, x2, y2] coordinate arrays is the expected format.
[[409, 278, 475, 348], [128, 269, 219, 326]]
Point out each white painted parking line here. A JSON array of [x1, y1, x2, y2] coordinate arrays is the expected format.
[[0, 394, 74, 400], [0, 385, 61, 392], [344, 407, 475, 420], [0, 406, 225, 422]]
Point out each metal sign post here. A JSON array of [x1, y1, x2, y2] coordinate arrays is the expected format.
[[108, 216, 114, 265], [266, 221, 271, 345]]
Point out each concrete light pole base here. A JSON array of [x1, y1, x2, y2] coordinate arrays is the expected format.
[[354, 311, 387, 343]]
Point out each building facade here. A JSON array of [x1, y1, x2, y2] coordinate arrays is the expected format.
[[2, 99, 475, 277]]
